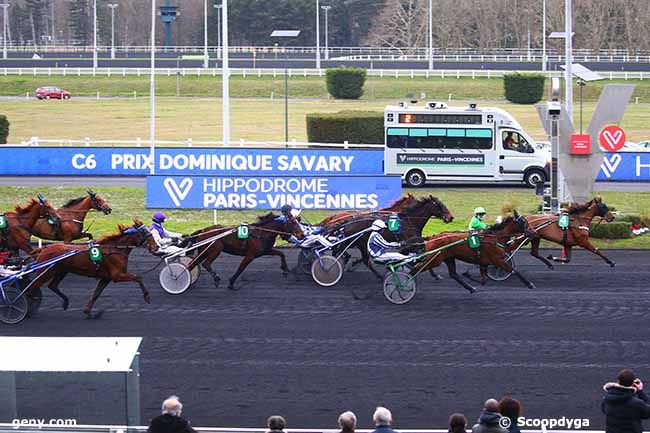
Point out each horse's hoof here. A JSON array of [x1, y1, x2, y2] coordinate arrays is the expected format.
[[84, 309, 104, 320], [144, 293, 151, 304], [528, 283, 536, 290], [547, 264, 554, 270], [62, 299, 69, 311], [213, 279, 221, 289], [282, 270, 289, 277], [228, 283, 239, 291], [467, 288, 476, 294], [610, 262, 616, 268], [434, 274, 443, 281]]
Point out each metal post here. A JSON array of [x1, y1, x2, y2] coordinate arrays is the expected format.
[[93, 0, 97, 70], [565, 0, 573, 119], [321, 5, 331, 60], [125, 353, 141, 426], [542, 0, 547, 72], [214, 4, 222, 60], [550, 114, 559, 212], [1, 3, 9, 60], [50, 0, 55, 44], [222, 0, 230, 147], [149, 0, 156, 175], [203, 0, 208, 68], [428, 0, 433, 70], [176, 56, 180, 96], [108, 4, 118, 60], [284, 49, 288, 147], [315, 0, 320, 69]]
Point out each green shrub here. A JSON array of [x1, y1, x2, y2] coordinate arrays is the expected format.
[[503, 73, 545, 104], [590, 222, 631, 239], [306, 110, 383, 144], [326, 67, 367, 99], [0, 115, 9, 144], [617, 213, 641, 225]]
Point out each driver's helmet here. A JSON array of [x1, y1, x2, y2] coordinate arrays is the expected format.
[[152, 212, 166, 223], [371, 219, 387, 231], [474, 207, 486, 217]]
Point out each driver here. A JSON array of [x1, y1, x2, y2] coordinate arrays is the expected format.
[[468, 207, 488, 231], [149, 212, 184, 255], [286, 209, 334, 249], [367, 219, 411, 262]]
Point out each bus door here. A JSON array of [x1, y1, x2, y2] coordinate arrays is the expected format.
[[498, 129, 537, 181]]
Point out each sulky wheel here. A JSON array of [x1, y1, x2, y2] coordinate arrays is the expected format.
[[178, 256, 201, 285], [311, 255, 343, 287], [487, 256, 515, 282], [0, 283, 30, 324], [159, 262, 191, 295], [383, 271, 417, 305]]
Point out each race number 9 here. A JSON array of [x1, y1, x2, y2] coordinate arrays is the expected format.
[[71, 154, 97, 170]]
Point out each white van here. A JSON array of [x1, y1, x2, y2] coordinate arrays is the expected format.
[[383, 102, 550, 187]]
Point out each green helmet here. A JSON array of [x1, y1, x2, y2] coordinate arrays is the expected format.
[[474, 207, 486, 215]]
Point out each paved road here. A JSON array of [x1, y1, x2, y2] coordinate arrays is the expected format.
[[2, 249, 649, 429]]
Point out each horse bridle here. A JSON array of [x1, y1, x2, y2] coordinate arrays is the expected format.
[[89, 191, 112, 214]]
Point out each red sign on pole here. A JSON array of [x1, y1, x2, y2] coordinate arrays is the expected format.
[[570, 134, 591, 155], [599, 125, 626, 152]]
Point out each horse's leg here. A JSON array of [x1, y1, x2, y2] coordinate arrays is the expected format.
[[47, 271, 71, 310], [358, 244, 382, 280], [493, 254, 536, 289], [268, 248, 289, 276], [228, 254, 256, 290], [444, 258, 476, 294], [83, 278, 111, 319], [428, 269, 443, 281], [112, 272, 151, 304], [529, 237, 554, 269], [479, 266, 488, 285], [196, 244, 223, 288], [579, 238, 616, 267]]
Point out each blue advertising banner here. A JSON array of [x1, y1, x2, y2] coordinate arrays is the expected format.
[[596, 152, 650, 181], [146, 175, 402, 210], [0, 147, 384, 176]]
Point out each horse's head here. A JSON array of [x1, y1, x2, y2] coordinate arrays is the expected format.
[[124, 218, 159, 254], [403, 195, 454, 224], [592, 197, 615, 222], [430, 195, 454, 223], [488, 211, 536, 239], [281, 205, 304, 241], [37, 194, 61, 225], [88, 190, 112, 215]]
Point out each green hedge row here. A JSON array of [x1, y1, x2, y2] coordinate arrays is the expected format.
[[0, 115, 8, 144], [590, 222, 632, 239], [306, 110, 383, 144], [503, 73, 545, 104], [326, 67, 367, 99]]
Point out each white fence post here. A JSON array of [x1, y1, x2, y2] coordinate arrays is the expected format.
[[136, 137, 142, 147]]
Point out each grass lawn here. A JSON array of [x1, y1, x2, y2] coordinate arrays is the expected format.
[[2, 186, 648, 249], [3, 96, 650, 144]]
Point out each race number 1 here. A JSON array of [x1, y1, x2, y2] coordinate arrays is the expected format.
[[0, 214, 7, 229]]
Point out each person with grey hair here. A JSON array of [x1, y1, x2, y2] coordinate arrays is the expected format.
[[370, 407, 399, 433], [147, 396, 196, 433], [471, 399, 507, 433], [338, 411, 357, 433], [267, 415, 286, 433]]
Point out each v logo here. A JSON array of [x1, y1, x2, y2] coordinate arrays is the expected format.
[[163, 178, 193, 207], [600, 154, 622, 179], [399, 154, 407, 162]]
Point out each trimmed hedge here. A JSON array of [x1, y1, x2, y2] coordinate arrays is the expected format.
[[503, 73, 545, 104], [590, 222, 632, 239], [306, 110, 383, 144], [326, 67, 366, 99], [617, 214, 642, 225], [0, 115, 8, 144]]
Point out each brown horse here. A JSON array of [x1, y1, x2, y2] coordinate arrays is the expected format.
[[408, 213, 537, 293], [1, 195, 61, 255], [186, 207, 304, 290], [31, 190, 113, 242], [524, 197, 616, 268], [31, 219, 159, 318], [317, 193, 418, 227]]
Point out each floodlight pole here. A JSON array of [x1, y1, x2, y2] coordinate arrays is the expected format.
[[315, 0, 320, 69], [214, 4, 222, 60], [203, 0, 208, 68], [149, 0, 156, 175], [565, 0, 573, 119], [222, 0, 230, 147], [108, 4, 118, 60], [284, 49, 289, 146], [321, 5, 331, 60], [1, 3, 9, 60], [93, 0, 97, 70], [428, 0, 433, 70], [542, 0, 547, 72]]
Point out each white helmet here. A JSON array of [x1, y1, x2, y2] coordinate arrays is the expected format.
[[290, 208, 302, 218], [371, 219, 387, 231]]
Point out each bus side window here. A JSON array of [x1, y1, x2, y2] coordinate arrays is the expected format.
[[502, 131, 534, 153]]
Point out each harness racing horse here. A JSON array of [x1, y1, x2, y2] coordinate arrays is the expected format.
[[186, 208, 304, 290], [407, 213, 538, 294], [318, 194, 418, 227], [524, 197, 616, 268], [1, 195, 61, 255], [31, 219, 159, 318], [336, 195, 454, 279], [31, 190, 113, 242]]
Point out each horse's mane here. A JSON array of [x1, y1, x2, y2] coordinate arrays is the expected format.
[[402, 195, 440, 215], [384, 193, 415, 211], [485, 216, 516, 233], [14, 199, 39, 214], [62, 196, 86, 208], [98, 223, 131, 243], [567, 199, 594, 215], [253, 212, 279, 226]]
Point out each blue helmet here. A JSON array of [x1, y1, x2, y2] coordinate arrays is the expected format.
[[152, 212, 166, 223]]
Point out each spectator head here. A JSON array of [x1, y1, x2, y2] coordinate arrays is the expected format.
[[448, 413, 467, 433], [161, 395, 183, 417], [267, 415, 286, 432], [484, 399, 500, 413], [338, 411, 357, 432], [618, 369, 637, 387], [373, 407, 393, 426], [499, 397, 522, 420]]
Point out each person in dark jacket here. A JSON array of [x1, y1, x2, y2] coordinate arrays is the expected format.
[[338, 411, 357, 433], [471, 399, 507, 433], [147, 396, 196, 433], [602, 369, 650, 433], [371, 407, 399, 433], [448, 413, 467, 433], [498, 397, 522, 433], [267, 415, 286, 433]]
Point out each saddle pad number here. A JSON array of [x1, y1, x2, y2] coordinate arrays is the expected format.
[[0, 215, 6, 230], [558, 214, 570, 230], [468, 234, 481, 249], [89, 246, 103, 263], [387, 215, 400, 232], [237, 225, 249, 239]]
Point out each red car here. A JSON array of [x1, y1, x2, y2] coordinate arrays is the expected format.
[[36, 86, 71, 100]]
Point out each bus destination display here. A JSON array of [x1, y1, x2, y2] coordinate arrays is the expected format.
[[399, 113, 483, 125]]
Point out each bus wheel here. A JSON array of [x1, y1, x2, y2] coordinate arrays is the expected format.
[[405, 169, 426, 188], [524, 168, 545, 188]]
